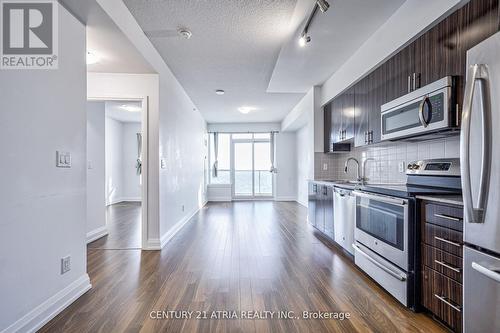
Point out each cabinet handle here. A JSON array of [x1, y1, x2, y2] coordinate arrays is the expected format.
[[369, 130, 373, 143], [434, 260, 461, 273], [434, 294, 461, 312], [412, 72, 416, 91], [407, 75, 411, 93], [364, 131, 368, 144], [434, 213, 462, 222], [434, 236, 461, 248]]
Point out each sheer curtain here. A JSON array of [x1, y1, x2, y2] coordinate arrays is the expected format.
[[136, 133, 142, 175], [212, 132, 219, 177], [270, 131, 277, 173]]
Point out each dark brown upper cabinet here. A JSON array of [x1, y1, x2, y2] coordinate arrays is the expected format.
[[354, 64, 387, 147], [341, 87, 355, 142], [324, 0, 500, 152], [324, 100, 351, 153], [385, 42, 415, 102], [414, 11, 461, 89]]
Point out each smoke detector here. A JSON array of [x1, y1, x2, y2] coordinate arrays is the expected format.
[[177, 28, 192, 39]]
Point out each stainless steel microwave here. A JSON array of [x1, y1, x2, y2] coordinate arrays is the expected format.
[[380, 76, 459, 141]]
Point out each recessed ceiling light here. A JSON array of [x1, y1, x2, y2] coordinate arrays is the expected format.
[[238, 106, 256, 114], [86, 51, 100, 65], [177, 28, 192, 39], [120, 104, 141, 112], [215, 89, 225, 95]]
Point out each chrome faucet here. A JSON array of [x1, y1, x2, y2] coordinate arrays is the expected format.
[[344, 157, 361, 183], [362, 158, 376, 184]]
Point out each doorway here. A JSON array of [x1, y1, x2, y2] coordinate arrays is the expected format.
[[231, 133, 273, 199], [86, 98, 148, 249]]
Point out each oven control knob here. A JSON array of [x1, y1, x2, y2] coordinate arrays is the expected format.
[[407, 164, 413, 170]]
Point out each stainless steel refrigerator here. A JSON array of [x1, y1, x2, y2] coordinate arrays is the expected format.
[[461, 31, 500, 332]]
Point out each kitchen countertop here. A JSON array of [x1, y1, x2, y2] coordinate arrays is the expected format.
[[415, 194, 463, 206]]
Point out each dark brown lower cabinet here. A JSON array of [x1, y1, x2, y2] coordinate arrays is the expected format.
[[422, 267, 462, 332], [421, 201, 463, 332]]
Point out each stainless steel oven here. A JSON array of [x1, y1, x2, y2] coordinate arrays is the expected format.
[[381, 76, 457, 141], [353, 191, 409, 269], [352, 190, 410, 306]]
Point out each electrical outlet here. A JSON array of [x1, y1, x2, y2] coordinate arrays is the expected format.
[[160, 158, 167, 169], [398, 161, 406, 173], [323, 163, 328, 171], [61, 256, 71, 274]]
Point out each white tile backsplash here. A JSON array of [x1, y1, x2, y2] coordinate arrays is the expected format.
[[314, 136, 460, 183]]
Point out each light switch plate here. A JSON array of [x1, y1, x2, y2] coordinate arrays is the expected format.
[[56, 151, 71, 168], [323, 163, 328, 171]]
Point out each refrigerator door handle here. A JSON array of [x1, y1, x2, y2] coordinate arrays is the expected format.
[[460, 64, 492, 224], [472, 262, 500, 283]]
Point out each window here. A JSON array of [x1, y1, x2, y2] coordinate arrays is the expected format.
[[208, 132, 274, 197], [209, 133, 230, 184]]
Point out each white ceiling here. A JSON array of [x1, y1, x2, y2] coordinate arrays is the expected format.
[[268, 0, 405, 93], [123, 0, 305, 123], [60, 0, 155, 73], [105, 101, 142, 123], [122, 0, 406, 123], [87, 5, 156, 73]]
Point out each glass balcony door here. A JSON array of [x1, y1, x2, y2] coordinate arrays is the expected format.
[[231, 137, 273, 198]]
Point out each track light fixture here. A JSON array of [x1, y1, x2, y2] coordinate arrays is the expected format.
[[316, 0, 330, 13], [298, 0, 330, 47]]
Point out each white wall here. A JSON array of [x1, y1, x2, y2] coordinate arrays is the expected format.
[[296, 125, 312, 207], [87, 72, 160, 248], [122, 122, 142, 200], [104, 117, 141, 205], [0, 4, 91, 332], [321, 0, 467, 105], [105, 117, 124, 205], [87, 102, 107, 242], [89, 0, 208, 249], [274, 132, 297, 201]]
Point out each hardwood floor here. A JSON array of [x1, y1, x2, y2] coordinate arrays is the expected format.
[[88, 202, 141, 250], [41, 201, 446, 333]]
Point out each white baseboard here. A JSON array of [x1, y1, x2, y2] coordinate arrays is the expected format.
[[106, 197, 141, 206], [143, 203, 206, 250], [207, 197, 232, 202], [120, 197, 141, 202], [86, 226, 108, 243], [297, 199, 308, 207], [274, 196, 297, 202], [1, 274, 91, 333]]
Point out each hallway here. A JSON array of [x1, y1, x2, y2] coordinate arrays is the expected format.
[[88, 202, 141, 250], [41, 201, 445, 333]]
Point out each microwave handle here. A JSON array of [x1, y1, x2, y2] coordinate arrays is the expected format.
[[460, 64, 491, 224], [418, 96, 431, 127]]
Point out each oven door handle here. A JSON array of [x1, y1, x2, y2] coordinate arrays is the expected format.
[[352, 244, 407, 281], [353, 190, 407, 206]]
